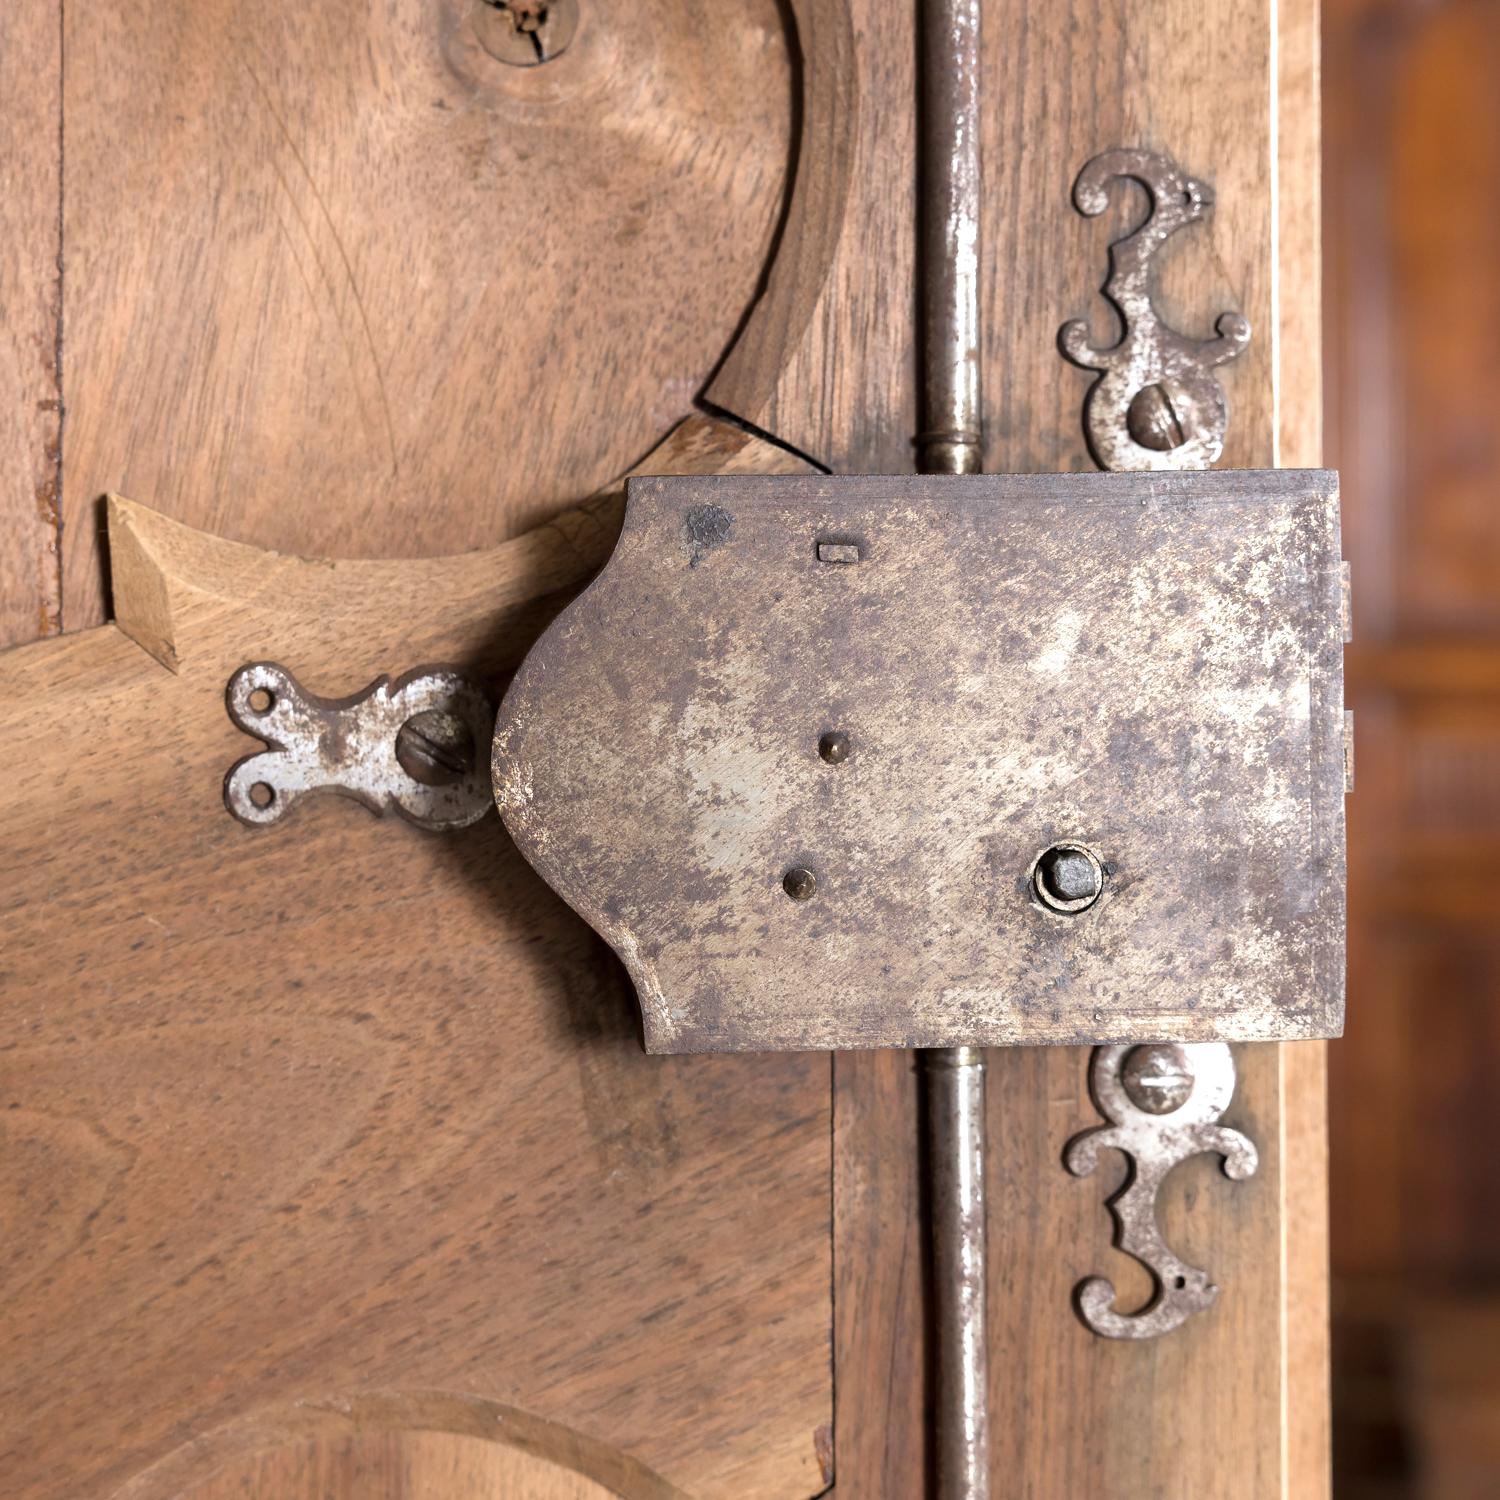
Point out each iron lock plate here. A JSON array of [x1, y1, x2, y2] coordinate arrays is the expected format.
[[494, 472, 1346, 1054]]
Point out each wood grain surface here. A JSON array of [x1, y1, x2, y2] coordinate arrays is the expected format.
[[710, 0, 1331, 1494], [181, 1432, 629, 1500], [0, 2, 62, 646], [127, 1392, 694, 1500], [53, 0, 793, 634], [0, 420, 831, 1500], [706, 0, 914, 474]]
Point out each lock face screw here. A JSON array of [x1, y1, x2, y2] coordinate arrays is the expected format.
[[1032, 842, 1104, 913], [783, 866, 817, 901], [1121, 1043, 1195, 1114], [819, 730, 851, 764]]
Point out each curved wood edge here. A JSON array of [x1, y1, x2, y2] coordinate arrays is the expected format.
[[707, 0, 917, 475], [704, 0, 858, 458], [86, 414, 812, 676], [108, 1390, 691, 1500]]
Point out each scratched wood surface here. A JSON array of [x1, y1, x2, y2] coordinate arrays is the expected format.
[[0, 3, 61, 646], [48, 0, 792, 637], [709, 0, 1331, 1494], [0, 421, 831, 1500]]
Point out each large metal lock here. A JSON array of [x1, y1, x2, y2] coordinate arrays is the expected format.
[[493, 469, 1346, 1054]]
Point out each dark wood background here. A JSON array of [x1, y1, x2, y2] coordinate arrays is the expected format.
[[1326, 0, 1500, 1494]]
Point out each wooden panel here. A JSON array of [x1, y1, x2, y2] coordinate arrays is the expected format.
[[0, 421, 831, 1500], [979, 0, 1327, 1477], [706, 0, 913, 473], [1327, 0, 1500, 1288], [710, 0, 1329, 1493], [1389, 1, 1500, 634], [1325, 0, 1500, 1492], [0, 0, 62, 647], [984, 0, 1277, 479], [831, 1049, 924, 1495], [1278, 2, 1332, 1487], [59, 0, 793, 630], [990, 1042, 1285, 1498]]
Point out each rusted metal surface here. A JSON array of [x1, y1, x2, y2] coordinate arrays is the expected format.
[[1060, 147, 1251, 473], [917, 0, 983, 478], [493, 469, 1347, 1054], [924, 1046, 990, 1499], [225, 662, 494, 830], [1065, 1042, 1258, 1339]]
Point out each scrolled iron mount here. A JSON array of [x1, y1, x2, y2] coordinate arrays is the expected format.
[[1065, 1042, 1258, 1340], [224, 662, 495, 831], [1060, 146, 1251, 473]]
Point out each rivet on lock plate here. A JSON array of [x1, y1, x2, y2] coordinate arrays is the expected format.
[[493, 470, 1346, 1054]]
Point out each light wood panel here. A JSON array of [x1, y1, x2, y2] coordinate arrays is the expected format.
[[710, 1, 1329, 1493], [57, 0, 793, 632], [0, 420, 831, 1500], [0, 1, 61, 647]]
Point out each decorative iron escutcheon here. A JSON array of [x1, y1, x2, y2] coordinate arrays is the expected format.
[[1061, 147, 1251, 473], [225, 662, 495, 831], [492, 471, 1346, 1055], [1065, 1042, 1258, 1338]]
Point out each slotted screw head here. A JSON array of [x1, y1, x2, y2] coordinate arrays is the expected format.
[[1121, 1044, 1195, 1115]]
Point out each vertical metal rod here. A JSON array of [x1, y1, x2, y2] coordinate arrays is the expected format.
[[917, 0, 984, 478], [922, 1046, 991, 1500], [917, 1, 989, 1497]]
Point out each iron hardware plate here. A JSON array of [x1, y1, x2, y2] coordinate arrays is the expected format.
[[1061, 147, 1251, 472], [1066, 1042, 1257, 1339], [494, 472, 1346, 1054], [225, 662, 495, 830]]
